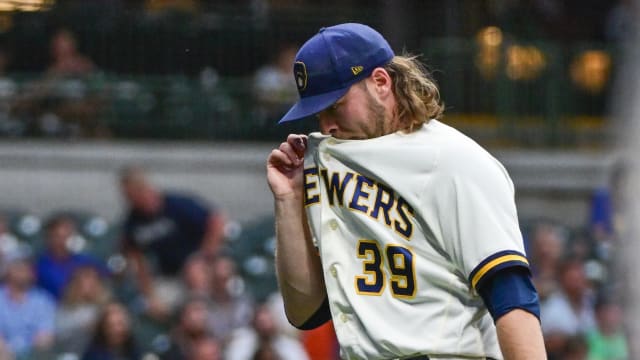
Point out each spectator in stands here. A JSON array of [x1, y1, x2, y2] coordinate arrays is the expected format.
[[253, 43, 299, 124], [47, 28, 95, 78], [562, 335, 589, 360], [161, 296, 215, 360], [0, 214, 22, 275], [181, 253, 212, 300], [567, 230, 596, 262], [529, 221, 566, 301], [119, 165, 226, 320], [589, 187, 616, 262], [0, 46, 21, 137], [190, 337, 222, 360], [207, 255, 254, 343], [225, 303, 309, 360], [252, 342, 281, 360], [55, 265, 113, 355], [35, 215, 105, 301], [82, 302, 141, 360], [541, 258, 597, 358], [0, 250, 56, 358], [263, 291, 338, 360], [586, 297, 629, 360], [11, 28, 106, 138]]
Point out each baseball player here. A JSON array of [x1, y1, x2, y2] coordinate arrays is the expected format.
[[266, 23, 546, 359]]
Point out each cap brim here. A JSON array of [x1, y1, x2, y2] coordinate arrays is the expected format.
[[278, 86, 350, 124]]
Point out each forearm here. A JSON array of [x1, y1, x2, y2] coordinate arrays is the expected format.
[[274, 194, 326, 326], [496, 309, 547, 360], [201, 212, 227, 255], [127, 251, 154, 297]]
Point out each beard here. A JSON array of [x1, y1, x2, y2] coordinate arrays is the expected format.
[[360, 87, 387, 139]]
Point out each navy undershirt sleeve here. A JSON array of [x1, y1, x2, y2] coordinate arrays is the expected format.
[[296, 297, 332, 330], [477, 267, 540, 322]]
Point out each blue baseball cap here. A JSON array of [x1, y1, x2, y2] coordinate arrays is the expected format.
[[278, 23, 395, 123]]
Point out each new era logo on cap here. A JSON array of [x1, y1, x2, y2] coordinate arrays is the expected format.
[[278, 23, 395, 123]]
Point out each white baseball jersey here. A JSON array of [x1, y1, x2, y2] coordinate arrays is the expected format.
[[302, 120, 529, 360]]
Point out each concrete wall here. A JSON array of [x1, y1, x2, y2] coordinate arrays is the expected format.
[[0, 140, 620, 228]]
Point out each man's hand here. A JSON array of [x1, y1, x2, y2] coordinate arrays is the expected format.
[[266, 134, 308, 199]]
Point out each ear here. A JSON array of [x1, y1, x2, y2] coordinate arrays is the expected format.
[[369, 67, 393, 98]]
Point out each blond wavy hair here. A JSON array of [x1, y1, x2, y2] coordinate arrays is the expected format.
[[383, 55, 445, 132]]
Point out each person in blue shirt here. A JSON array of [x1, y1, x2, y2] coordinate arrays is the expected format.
[[35, 215, 105, 301], [0, 251, 56, 358], [119, 165, 227, 320]]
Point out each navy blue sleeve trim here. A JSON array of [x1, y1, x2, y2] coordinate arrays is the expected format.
[[477, 267, 540, 322], [295, 297, 332, 330], [469, 250, 530, 291]]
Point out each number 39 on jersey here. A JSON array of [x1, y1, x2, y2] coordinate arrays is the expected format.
[[355, 240, 416, 299]]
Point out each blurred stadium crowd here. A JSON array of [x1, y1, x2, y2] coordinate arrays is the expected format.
[[0, 165, 340, 360], [0, 161, 630, 360], [0, 0, 636, 359]]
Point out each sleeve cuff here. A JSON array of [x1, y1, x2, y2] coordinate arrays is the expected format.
[[469, 250, 530, 290]]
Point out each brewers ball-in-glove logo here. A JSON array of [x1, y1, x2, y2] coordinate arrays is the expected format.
[[294, 61, 308, 92]]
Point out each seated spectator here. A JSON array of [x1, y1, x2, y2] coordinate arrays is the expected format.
[[82, 302, 141, 360], [0, 250, 56, 358], [529, 221, 566, 300], [119, 165, 226, 320], [0, 214, 22, 274], [253, 44, 299, 124], [207, 256, 254, 343], [586, 297, 628, 360], [190, 336, 222, 360], [225, 303, 309, 360], [0, 46, 21, 137], [161, 296, 215, 360], [589, 187, 616, 262], [262, 291, 339, 359], [35, 215, 105, 301], [11, 28, 106, 138], [541, 258, 596, 358], [563, 335, 589, 360], [252, 342, 281, 360], [181, 253, 212, 299], [47, 28, 95, 78], [55, 266, 113, 355]]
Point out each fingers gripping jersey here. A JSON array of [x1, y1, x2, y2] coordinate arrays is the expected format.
[[302, 120, 528, 360]]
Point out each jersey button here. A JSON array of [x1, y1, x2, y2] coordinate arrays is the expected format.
[[329, 220, 338, 230], [340, 313, 348, 323], [329, 265, 337, 277]]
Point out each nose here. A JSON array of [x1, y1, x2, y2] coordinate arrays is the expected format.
[[317, 111, 338, 135]]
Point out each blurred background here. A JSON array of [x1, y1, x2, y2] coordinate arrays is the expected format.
[[0, 0, 635, 359]]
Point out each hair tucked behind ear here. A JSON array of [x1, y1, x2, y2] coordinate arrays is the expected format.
[[384, 55, 445, 132]]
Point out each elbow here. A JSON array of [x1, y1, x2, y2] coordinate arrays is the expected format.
[[284, 296, 332, 330]]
